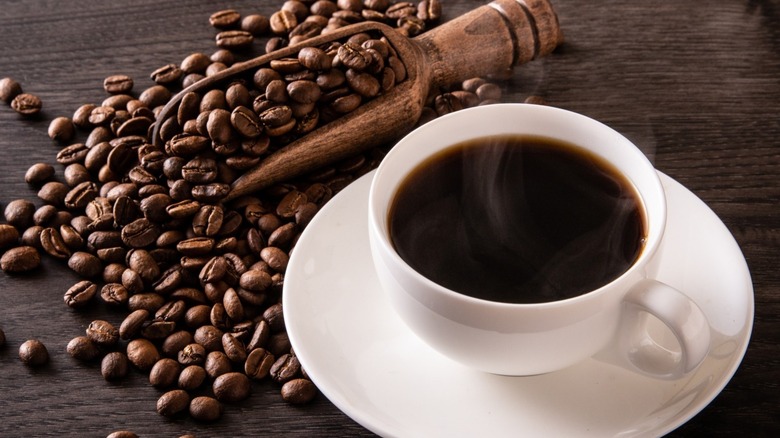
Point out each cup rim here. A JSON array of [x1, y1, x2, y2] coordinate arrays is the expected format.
[[369, 103, 667, 309]]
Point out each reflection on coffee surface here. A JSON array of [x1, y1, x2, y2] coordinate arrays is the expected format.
[[389, 135, 647, 304]]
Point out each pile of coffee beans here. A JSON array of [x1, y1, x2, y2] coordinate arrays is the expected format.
[[0, 0, 536, 429]]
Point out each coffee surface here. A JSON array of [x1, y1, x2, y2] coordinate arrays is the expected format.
[[389, 135, 646, 304]]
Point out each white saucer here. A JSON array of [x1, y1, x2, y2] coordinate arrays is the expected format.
[[284, 170, 754, 437]]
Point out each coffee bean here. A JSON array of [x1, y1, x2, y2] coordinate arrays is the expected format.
[[64, 181, 99, 209], [19, 339, 49, 366], [138, 85, 171, 108], [151, 64, 183, 85], [182, 157, 218, 184], [215, 30, 254, 49], [178, 343, 207, 365], [1, 246, 41, 273], [260, 246, 288, 272], [121, 218, 160, 248], [178, 364, 207, 391], [0, 224, 19, 249], [11, 93, 42, 116], [210, 9, 241, 29], [230, 106, 263, 138], [24, 163, 55, 185], [150, 358, 181, 388], [157, 389, 190, 417], [245, 347, 275, 380], [270, 353, 300, 383], [103, 75, 134, 94], [0, 77, 22, 103], [126, 248, 160, 282], [40, 227, 72, 259], [213, 372, 251, 402], [281, 378, 317, 404], [270, 10, 298, 35], [68, 251, 103, 278], [107, 431, 138, 438], [161, 330, 193, 357], [102, 351, 130, 380], [64, 280, 98, 308], [126, 338, 160, 371], [66, 335, 100, 361], [48, 116, 76, 142], [4, 199, 35, 228], [87, 319, 119, 346], [241, 14, 269, 36], [189, 396, 222, 422], [263, 303, 286, 332]]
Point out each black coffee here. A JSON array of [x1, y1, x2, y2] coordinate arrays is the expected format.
[[388, 135, 646, 304]]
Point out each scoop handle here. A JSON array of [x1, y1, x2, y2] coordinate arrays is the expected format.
[[415, 0, 563, 88]]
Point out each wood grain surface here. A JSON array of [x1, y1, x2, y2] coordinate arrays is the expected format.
[[0, 0, 778, 436]]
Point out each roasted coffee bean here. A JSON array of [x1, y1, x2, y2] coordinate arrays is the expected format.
[[103, 74, 134, 94], [128, 292, 166, 313], [178, 364, 207, 391], [221, 332, 247, 363], [270, 353, 301, 383], [64, 181, 99, 209], [157, 389, 190, 417], [0, 224, 19, 249], [226, 82, 251, 109], [63, 163, 90, 188], [189, 396, 222, 422], [139, 85, 171, 108], [346, 68, 380, 97], [141, 319, 177, 339], [267, 331, 292, 357], [0, 77, 22, 102], [88, 106, 115, 125], [259, 246, 288, 272], [4, 199, 35, 228], [245, 347, 275, 380], [181, 157, 218, 184], [64, 280, 98, 308], [25, 163, 55, 185], [56, 143, 89, 165], [48, 116, 76, 142], [213, 372, 251, 402], [66, 335, 100, 361], [215, 30, 254, 49], [263, 303, 286, 332], [11, 93, 42, 116], [0, 246, 41, 273], [88, 230, 123, 249], [68, 251, 102, 278], [181, 53, 212, 75], [18, 339, 48, 366], [178, 342, 207, 365], [86, 319, 119, 346], [177, 237, 215, 256], [112, 196, 140, 226], [270, 9, 298, 35], [281, 378, 317, 404], [194, 325, 224, 352], [191, 183, 230, 203], [121, 218, 160, 248], [120, 309, 149, 340], [38, 181, 68, 206], [102, 351, 129, 380], [126, 338, 160, 371], [127, 248, 160, 282], [242, 14, 269, 35], [193, 205, 224, 237], [161, 330, 193, 357], [151, 64, 183, 85], [106, 431, 138, 438], [246, 319, 271, 352], [230, 106, 263, 138], [99, 283, 128, 307], [150, 358, 181, 388]]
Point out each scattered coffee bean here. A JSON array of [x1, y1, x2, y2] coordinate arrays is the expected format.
[[213, 372, 251, 402], [1, 246, 41, 273], [157, 389, 190, 417], [281, 378, 317, 404], [102, 351, 130, 380], [189, 396, 222, 422], [19, 339, 49, 366], [11, 93, 42, 116], [0, 77, 23, 103], [66, 335, 101, 361]]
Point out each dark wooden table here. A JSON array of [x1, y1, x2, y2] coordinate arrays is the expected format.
[[0, 0, 777, 436]]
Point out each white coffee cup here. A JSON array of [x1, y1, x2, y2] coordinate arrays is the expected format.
[[368, 103, 711, 377]]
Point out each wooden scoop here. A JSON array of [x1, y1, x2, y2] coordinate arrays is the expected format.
[[152, 0, 563, 200]]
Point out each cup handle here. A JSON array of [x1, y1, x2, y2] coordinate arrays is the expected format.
[[606, 279, 711, 379]]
